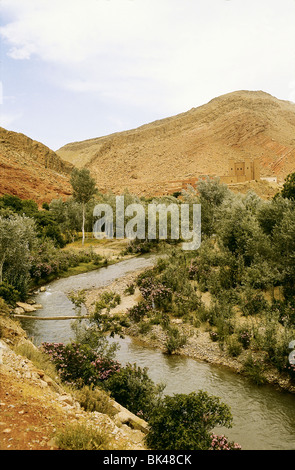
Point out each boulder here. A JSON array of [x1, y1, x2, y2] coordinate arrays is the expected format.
[[13, 307, 25, 314], [16, 302, 36, 313]]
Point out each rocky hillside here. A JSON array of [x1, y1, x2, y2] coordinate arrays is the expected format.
[[0, 314, 148, 450], [57, 90, 295, 196], [0, 127, 73, 205]]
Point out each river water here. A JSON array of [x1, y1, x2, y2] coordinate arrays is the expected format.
[[21, 255, 295, 450]]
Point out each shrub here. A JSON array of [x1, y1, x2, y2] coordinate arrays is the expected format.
[[240, 289, 268, 316], [227, 335, 242, 357], [73, 384, 115, 416], [106, 363, 164, 421], [237, 329, 251, 349], [164, 326, 187, 355], [139, 277, 172, 311], [94, 291, 121, 314], [209, 330, 219, 342], [127, 300, 152, 323], [242, 354, 267, 385], [41, 341, 120, 388], [124, 283, 135, 295], [0, 281, 20, 304], [210, 434, 241, 450], [145, 391, 233, 450], [54, 423, 110, 450]]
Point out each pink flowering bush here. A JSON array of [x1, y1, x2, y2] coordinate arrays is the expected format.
[[127, 300, 152, 323], [210, 434, 242, 450], [30, 243, 103, 282], [138, 277, 172, 311], [41, 341, 120, 388]]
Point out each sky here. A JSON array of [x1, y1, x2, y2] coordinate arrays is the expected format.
[[0, 0, 295, 151]]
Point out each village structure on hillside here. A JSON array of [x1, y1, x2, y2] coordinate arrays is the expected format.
[[219, 158, 260, 184], [162, 158, 263, 195]]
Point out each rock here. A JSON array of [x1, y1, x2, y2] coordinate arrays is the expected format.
[[13, 307, 25, 314], [40, 286, 46, 292], [58, 395, 74, 406], [16, 302, 36, 313], [115, 411, 131, 426]]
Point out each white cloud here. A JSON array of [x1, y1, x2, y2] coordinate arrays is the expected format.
[[1, 0, 295, 146], [0, 111, 23, 128]]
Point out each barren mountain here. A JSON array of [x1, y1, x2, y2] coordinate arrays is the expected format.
[[0, 127, 73, 205], [57, 90, 295, 196]]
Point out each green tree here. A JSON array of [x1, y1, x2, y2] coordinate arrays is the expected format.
[[0, 215, 36, 298], [257, 195, 291, 235], [272, 207, 295, 298], [279, 172, 295, 200], [196, 177, 229, 236], [70, 169, 98, 245], [146, 390, 233, 450]]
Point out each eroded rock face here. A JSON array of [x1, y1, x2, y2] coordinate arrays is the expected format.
[[0, 127, 73, 205]]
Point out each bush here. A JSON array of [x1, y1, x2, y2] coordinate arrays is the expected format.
[[210, 434, 241, 450], [240, 289, 268, 316], [209, 330, 219, 342], [0, 281, 20, 304], [242, 354, 267, 385], [127, 300, 152, 323], [237, 329, 251, 349], [145, 391, 233, 450], [106, 363, 164, 421], [54, 423, 110, 450], [227, 335, 243, 357], [41, 341, 120, 388], [164, 326, 187, 355], [73, 384, 115, 416], [124, 283, 135, 295]]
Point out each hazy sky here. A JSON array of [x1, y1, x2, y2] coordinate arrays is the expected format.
[[1, 0, 295, 150]]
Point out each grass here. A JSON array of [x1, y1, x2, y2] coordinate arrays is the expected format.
[[64, 235, 129, 251], [58, 261, 107, 278], [73, 384, 116, 416], [54, 422, 112, 450], [13, 340, 59, 383]]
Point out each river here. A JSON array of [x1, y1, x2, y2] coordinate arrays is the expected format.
[[21, 255, 295, 450]]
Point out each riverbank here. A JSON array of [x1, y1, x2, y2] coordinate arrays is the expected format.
[[2, 254, 295, 450], [83, 269, 295, 395], [29, 238, 135, 291], [0, 315, 148, 450]]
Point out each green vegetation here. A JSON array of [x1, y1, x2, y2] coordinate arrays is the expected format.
[[145, 391, 235, 450], [54, 423, 111, 450], [70, 168, 98, 245], [120, 174, 295, 384], [2, 172, 295, 450]]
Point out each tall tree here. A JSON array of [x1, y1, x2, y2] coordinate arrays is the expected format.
[[0, 215, 36, 297], [70, 168, 98, 245]]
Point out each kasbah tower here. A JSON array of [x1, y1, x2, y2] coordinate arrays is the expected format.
[[220, 158, 260, 184]]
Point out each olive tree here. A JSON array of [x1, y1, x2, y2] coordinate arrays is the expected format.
[[0, 214, 37, 298]]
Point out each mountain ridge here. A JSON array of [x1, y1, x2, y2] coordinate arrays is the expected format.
[[56, 90, 295, 195]]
